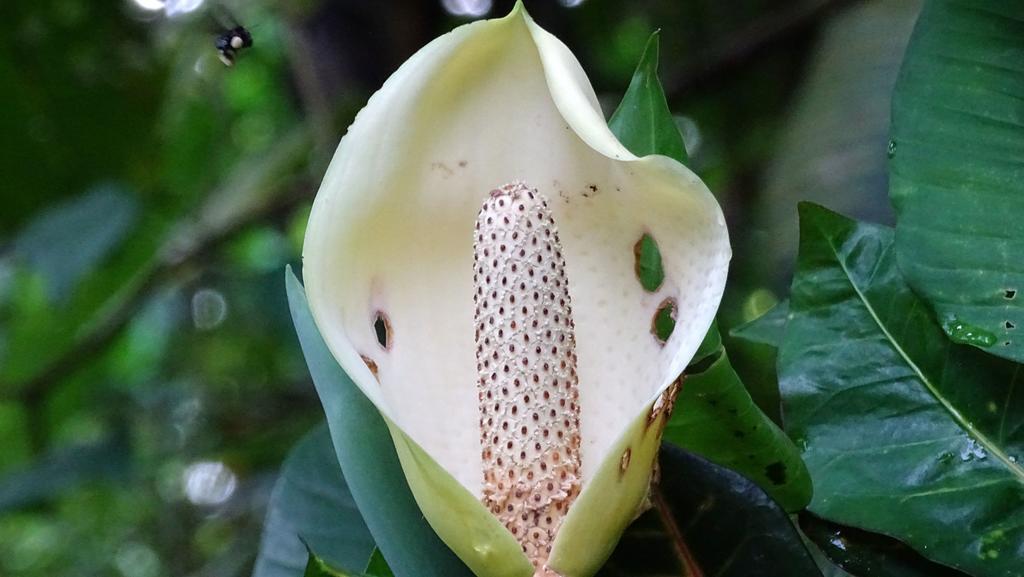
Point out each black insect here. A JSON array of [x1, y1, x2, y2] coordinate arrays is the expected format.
[[215, 25, 253, 66]]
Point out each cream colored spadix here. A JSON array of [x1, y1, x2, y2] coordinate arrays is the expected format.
[[302, 4, 730, 577]]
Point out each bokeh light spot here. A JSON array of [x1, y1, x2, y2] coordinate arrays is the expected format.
[[182, 461, 238, 506], [130, 0, 165, 11], [441, 0, 492, 18], [191, 288, 228, 331]]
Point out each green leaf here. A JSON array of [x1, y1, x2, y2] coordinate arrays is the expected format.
[[285, 268, 474, 577], [731, 300, 789, 348], [10, 184, 138, 303], [799, 514, 972, 577], [608, 31, 688, 164], [779, 203, 1024, 577], [304, 550, 354, 577], [597, 444, 821, 577], [364, 550, 394, 577], [889, 0, 1024, 362], [0, 185, 162, 389], [666, 349, 812, 511], [0, 433, 130, 512], [300, 547, 395, 577], [252, 425, 375, 577]]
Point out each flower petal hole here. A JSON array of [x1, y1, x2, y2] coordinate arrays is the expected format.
[[651, 298, 677, 344], [473, 182, 582, 574], [373, 310, 392, 350], [633, 233, 664, 293]]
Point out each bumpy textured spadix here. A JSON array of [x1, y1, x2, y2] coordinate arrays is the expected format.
[[301, 4, 730, 577], [474, 183, 581, 572]]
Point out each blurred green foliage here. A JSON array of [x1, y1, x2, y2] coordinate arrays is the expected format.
[[0, 1, 914, 576]]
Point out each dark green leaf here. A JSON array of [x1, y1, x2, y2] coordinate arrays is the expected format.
[[802, 529, 856, 577], [597, 444, 821, 577], [666, 349, 811, 511], [800, 514, 971, 577], [0, 433, 130, 512], [1, 218, 164, 388], [890, 0, 1024, 361], [0, 0, 163, 234], [285, 268, 474, 577], [252, 425, 375, 577], [608, 32, 687, 164], [779, 203, 1024, 577], [364, 550, 394, 577], [300, 547, 394, 577], [303, 550, 353, 577], [10, 184, 138, 302], [731, 300, 789, 348]]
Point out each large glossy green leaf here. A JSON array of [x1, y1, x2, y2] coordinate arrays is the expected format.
[[731, 300, 789, 349], [597, 444, 821, 577], [779, 203, 1024, 577], [666, 350, 812, 511], [608, 32, 688, 164], [800, 514, 971, 577], [285, 268, 474, 577], [889, 0, 1024, 362], [252, 424, 375, 577]]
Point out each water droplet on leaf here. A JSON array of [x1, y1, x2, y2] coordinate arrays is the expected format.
[[980, 529, 1006, 560], [944, 317, 997, 348], [959, 438, 987, 462]]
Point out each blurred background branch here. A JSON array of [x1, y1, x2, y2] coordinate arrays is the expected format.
[[12, 125, 316, 407]]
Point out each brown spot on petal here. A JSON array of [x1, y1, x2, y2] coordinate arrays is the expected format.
[[647, 377, 682, 429], [360, 355, 379, 380], [620, 447, 632, 475]]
